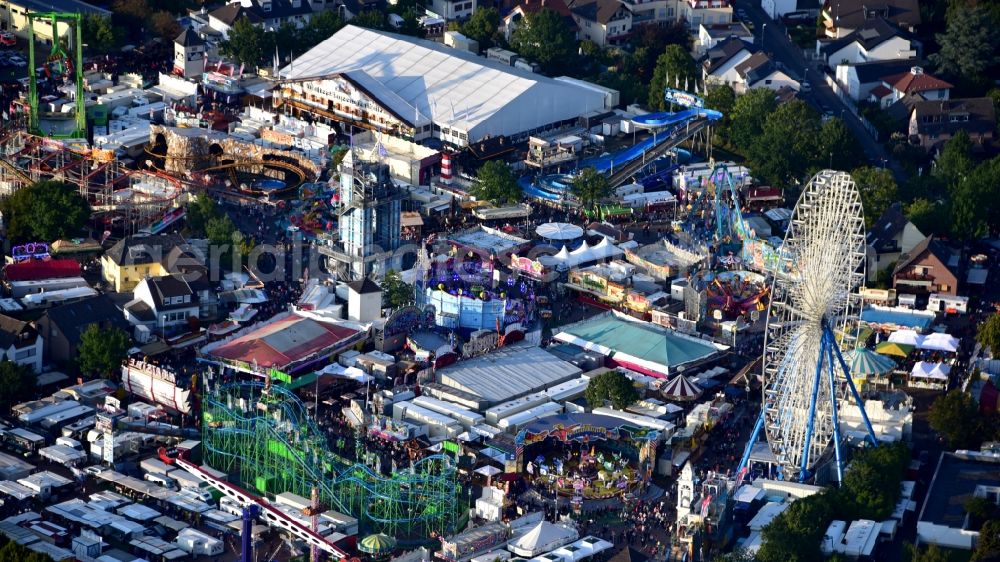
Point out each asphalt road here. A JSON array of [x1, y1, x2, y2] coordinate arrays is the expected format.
[[730, 0, 906, 181]]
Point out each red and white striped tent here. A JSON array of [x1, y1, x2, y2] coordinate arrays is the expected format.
[[661, 375, 703, 401]]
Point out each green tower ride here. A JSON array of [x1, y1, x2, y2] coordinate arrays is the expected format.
[[27, 12, 86, 139]]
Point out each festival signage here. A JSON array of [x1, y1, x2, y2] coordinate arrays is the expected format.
[[569, 270, 608, 293], [625, 292, 650, 313], [509, 254, 545, 278], [664, 89, 704, 108], [605, 282, 626, 303], [11, 242, 50, 262]]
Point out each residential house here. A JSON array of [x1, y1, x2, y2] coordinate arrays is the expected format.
[[567, 0, 633, 46], [339, 0, 389, 20], [0, 315, 43, 373], [870, 66, 951, 108], [702, 37, 757, 87], [681, 0, 732, 30], [618, 0, 676, 26], [864, 202, 924, 282], [1, 0, 110, 44], [818, 18, 917, 65], [733, 52, 799, 93], [125, 275, 206, 334], [892, 235, 960, 296], [834, 58, 923, 102], [696, 22, 752, 54], [908, 98, 995, 153], [36, 295, 130, 364], [820, 0, 919, 39], [503, 0, 578, 41], [207, 0, 326, 39], [101, 234, 205, 293], [426, 0, 477, 21], [762, 0, 819, 20]]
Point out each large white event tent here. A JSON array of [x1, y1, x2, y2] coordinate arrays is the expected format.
[[918, 333, 959, 353], [888, 329, 922, 347], [910, 361, 951, 381], [540, 238, 624, 269]]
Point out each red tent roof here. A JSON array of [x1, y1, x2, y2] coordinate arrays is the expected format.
[[4, 259, 81, 281]]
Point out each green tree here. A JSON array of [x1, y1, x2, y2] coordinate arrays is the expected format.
[[584, 370, 639, 410], [931, 4, 1000, 93], [471, 160, 521, 205], [907, 543, 955, 562], [570, 167, 612, 209], [81, 14, 121, 53], [934, 129, 974, 190], [77, 325, 130, 379], [0, 361, 36, 412], [821, 117, 864, 171], [111, 0, 149, 32], [382, 270, 414, 310], [396, 9, 427, 39], [758, 489, 837, 562], [150, 11, 181, 40], [461, 7, 501, 50], [729, 88, 778, 151], [220, 17, 266, 68], [852, 166, 898, 228], [905, 198, 948, 236], [841, 443, 910, 520], [972, 520, 1000, 561], [0, 180, 91, 242], [510, 8, 576, 74], [929, 390, 983, 449], [647, 45, 698, 110], [976, 314, 1000, 357], [353, 10, 388, 30], [949, 156, 1000, 241], [747, 100, 821, 186], [185, 193, 218, 237]]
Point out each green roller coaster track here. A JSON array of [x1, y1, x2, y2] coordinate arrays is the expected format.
[[27, 12, 86, 139], [202, 381, 467, 541]]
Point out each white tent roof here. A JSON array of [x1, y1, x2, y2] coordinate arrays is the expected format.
[[281, 26, 607, 142], [910, 361, 950, 380], [918, 332, 959, 352], [536, 223, 584, 240], [508, 522, 578, 557], [888, 329, 922, 347], [661, 375, 703, 401]]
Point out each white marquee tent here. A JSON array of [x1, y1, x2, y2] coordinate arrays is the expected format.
[[917, 333, 959, 353]]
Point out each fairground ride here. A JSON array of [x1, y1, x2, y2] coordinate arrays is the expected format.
[[202, 380, 465, 541], [737, 170, 879, 483], [0, 132, 183, 236], [27, 12, 86, 139]]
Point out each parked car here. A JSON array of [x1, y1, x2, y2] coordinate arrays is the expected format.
[[0, 32, 16, 47], [800, 80, 811, 92]]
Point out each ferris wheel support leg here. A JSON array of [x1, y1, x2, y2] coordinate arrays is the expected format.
[[737, 406, 766, 477], [826, 326, 879, 447], [825, 341, 845, 485], [799, 341, 827, 481]]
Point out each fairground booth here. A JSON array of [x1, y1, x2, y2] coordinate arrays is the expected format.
[[513, 413, 664, 507]]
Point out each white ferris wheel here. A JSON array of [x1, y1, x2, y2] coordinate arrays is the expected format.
[[738, 170, 879, 483]]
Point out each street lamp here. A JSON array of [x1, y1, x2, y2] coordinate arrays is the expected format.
[[761, 23, 767, 52]]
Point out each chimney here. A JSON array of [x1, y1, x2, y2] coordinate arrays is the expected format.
[[911, 66, 923, 75]]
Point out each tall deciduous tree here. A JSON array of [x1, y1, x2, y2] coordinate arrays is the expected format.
[[78, 325, 130, 379], [949, 156, 1000, 241], [729, 88, 778, 150], [352, 10, 388, 30], [150, 11, 181, 41], [976, 314, 1000, 357], [905, 198, 948, 236], [0, 361, 36, 411], [510, 8, 577, 74], [647, 44, 698, 110], [461, 7, 501, 50], [929, 390, 983, 449], [221, 17, 266, 68], [584, 370, 639, 410], [972, 520, 1000, 561], [382, 270, 414, 310], [931, 4, 1000, 92], [570, 167, 612, 209], [81, 14, 121, 53], [471, 160, 521, 205], [0, 180, 91, 242], [934, 129, 974, 190], [851, 166, 898, 228], [747, 100, 821, 186], [820, 117, 864, 171]]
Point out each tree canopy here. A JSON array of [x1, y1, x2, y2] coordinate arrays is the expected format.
[[0, 361, 36, 412], [729, 88, 778, 151], [931, 4, 1000, 93], [0, 180, 91, 242], [471, 160, 521, 205], [851, 166, 899, 229], [648, 45, 698, 110], [382, 270, 414, 310], [746, 100, 821, 186], [510, 8, 577, 74], [78, 325, 130, 379], [571, 167, 612, 208], [972, 520, 1000, 561], [461, 7, 502, 50], [977, 314, 1000, 357], [81, 13, 122, 53], [221, 17, 266, 68], [929, 390, 985, 449], [584, 370, 639, 410], [185, 193, 218, 238]]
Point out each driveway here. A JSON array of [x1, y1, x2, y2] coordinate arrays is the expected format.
[[731, 0, 905, 181]]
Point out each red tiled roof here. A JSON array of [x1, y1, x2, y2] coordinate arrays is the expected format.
[[870, 84, 892, 98], [4, 259, 81, 281], [884, 70, 953, 94]]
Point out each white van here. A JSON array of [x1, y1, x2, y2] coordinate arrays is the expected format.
[[144, 472, 177, 490]]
